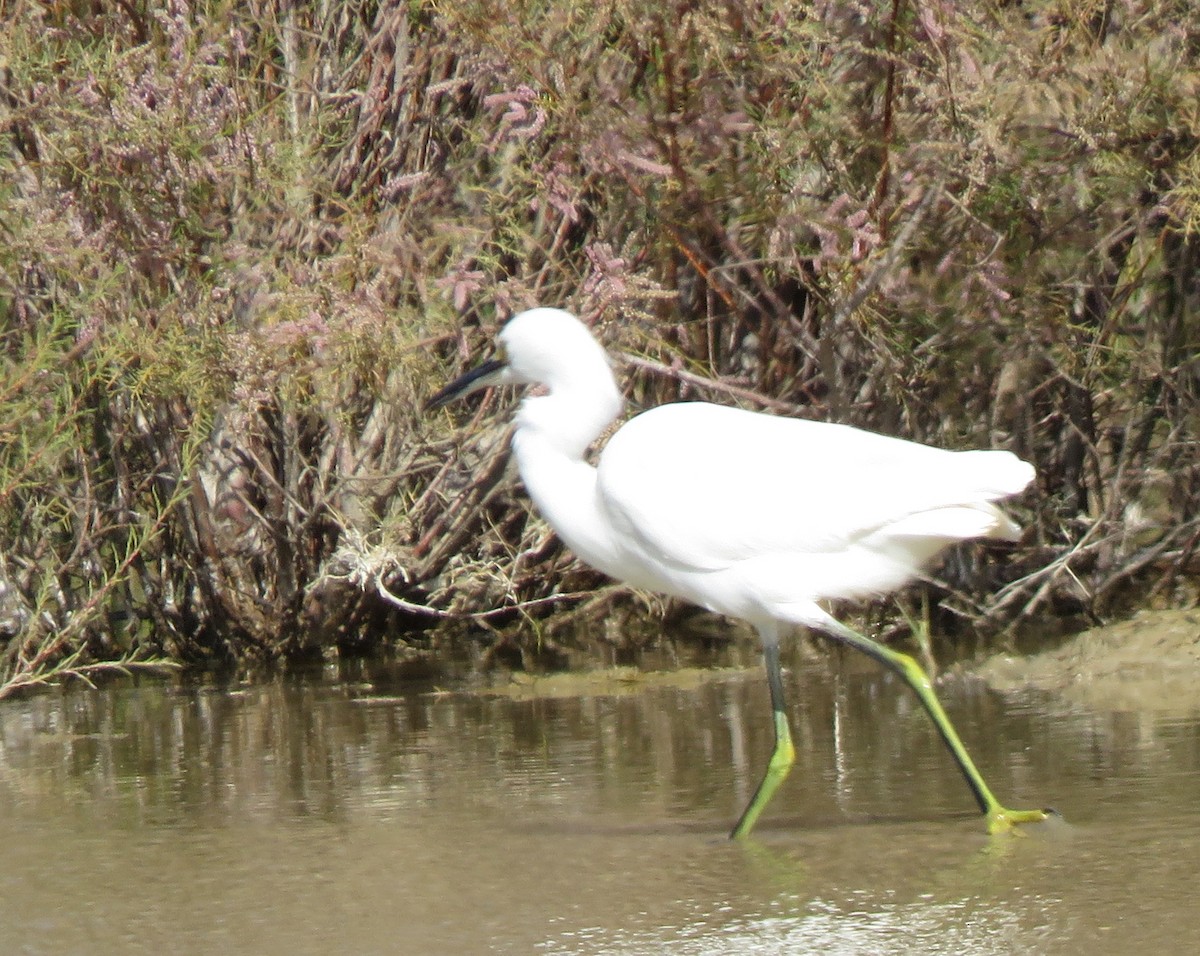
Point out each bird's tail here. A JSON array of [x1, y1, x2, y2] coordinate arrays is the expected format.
[[957, 449, 1036, 498], [898, 502, 1024, 542]]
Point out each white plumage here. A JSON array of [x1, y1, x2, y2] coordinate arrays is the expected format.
[[429, 307, 1048, 837]]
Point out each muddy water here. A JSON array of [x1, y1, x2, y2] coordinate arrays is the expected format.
[[2, 630, 1199, 955]]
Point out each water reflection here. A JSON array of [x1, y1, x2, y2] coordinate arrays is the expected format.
[[1, 639, 1199, 954]]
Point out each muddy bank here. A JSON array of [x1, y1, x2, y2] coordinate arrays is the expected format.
[[977, 609, 1200, 713]]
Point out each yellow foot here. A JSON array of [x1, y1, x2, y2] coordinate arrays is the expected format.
[[986, 806, 1053, 835]]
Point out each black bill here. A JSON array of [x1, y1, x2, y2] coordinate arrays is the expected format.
[[426, 357, 506, 410]]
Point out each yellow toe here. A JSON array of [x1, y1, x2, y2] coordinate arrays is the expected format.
[[986, 806, 1051, 835]]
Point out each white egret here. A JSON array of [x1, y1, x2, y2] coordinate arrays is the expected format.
[[428, 307, 1048, 838]]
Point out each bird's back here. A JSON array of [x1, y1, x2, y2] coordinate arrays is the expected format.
[[595, 402, 1032, 611]]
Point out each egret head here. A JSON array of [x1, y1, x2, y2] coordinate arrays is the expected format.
[[427, 308, 613, 409]]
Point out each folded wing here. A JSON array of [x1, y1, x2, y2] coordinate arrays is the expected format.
[[596, 403, 1032, 576]]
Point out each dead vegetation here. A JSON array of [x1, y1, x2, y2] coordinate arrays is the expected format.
[[0, 0, 1198, 695]]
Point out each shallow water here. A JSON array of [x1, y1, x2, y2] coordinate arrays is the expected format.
[[2, 637, 1199, 955]]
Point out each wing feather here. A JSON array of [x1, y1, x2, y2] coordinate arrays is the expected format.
[[596, 403, 1031, 575]]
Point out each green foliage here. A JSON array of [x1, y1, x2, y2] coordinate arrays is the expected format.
[[0, 0, 1198, 686]]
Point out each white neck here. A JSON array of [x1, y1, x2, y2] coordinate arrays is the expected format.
[[510, 382, 625, 578], [513, 374, 622, 459]]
